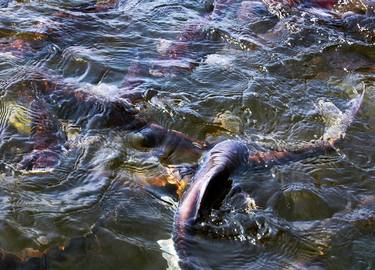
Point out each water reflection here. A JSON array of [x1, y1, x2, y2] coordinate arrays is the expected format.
[[0, 0, 373, 269]]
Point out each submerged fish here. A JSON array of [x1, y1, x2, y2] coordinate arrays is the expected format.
[[0, 67, 207, 179]]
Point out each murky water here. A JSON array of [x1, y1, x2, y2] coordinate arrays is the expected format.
[[0, 0, 374, 269]]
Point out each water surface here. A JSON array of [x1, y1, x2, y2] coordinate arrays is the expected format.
[[0, 0, 374, 269]]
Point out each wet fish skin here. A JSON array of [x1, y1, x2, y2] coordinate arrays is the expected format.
[[174, 91, 365, 268]]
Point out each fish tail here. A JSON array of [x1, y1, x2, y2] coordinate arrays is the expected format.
[[249, 91, 365, 167], [316, 90, 365, 143]]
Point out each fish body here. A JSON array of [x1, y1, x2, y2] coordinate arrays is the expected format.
[[173, 92, 365, 267]]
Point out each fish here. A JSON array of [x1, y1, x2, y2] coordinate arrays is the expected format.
[[2, 68, 206, 176], [0, 232, 99, 270], [173, 91, 364, 268]]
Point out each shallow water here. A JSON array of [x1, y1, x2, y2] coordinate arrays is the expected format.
[[0, 0, 374, 269]]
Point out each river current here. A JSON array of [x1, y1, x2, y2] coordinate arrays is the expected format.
[[0, 0, 374, 269]]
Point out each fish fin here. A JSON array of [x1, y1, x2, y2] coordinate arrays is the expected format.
[[316, 90, 365, 142], [315, 99, 343, 127]]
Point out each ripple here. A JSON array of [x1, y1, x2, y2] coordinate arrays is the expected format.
[[267, 183, 350, 221], [0, 99, 31, 135], [0, 0, 373, 269]]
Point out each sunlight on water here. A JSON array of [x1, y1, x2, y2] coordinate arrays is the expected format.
[[0, 0, 373, 269]]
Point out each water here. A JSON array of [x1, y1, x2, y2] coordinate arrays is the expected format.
[[0, 0, 374, 269]]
